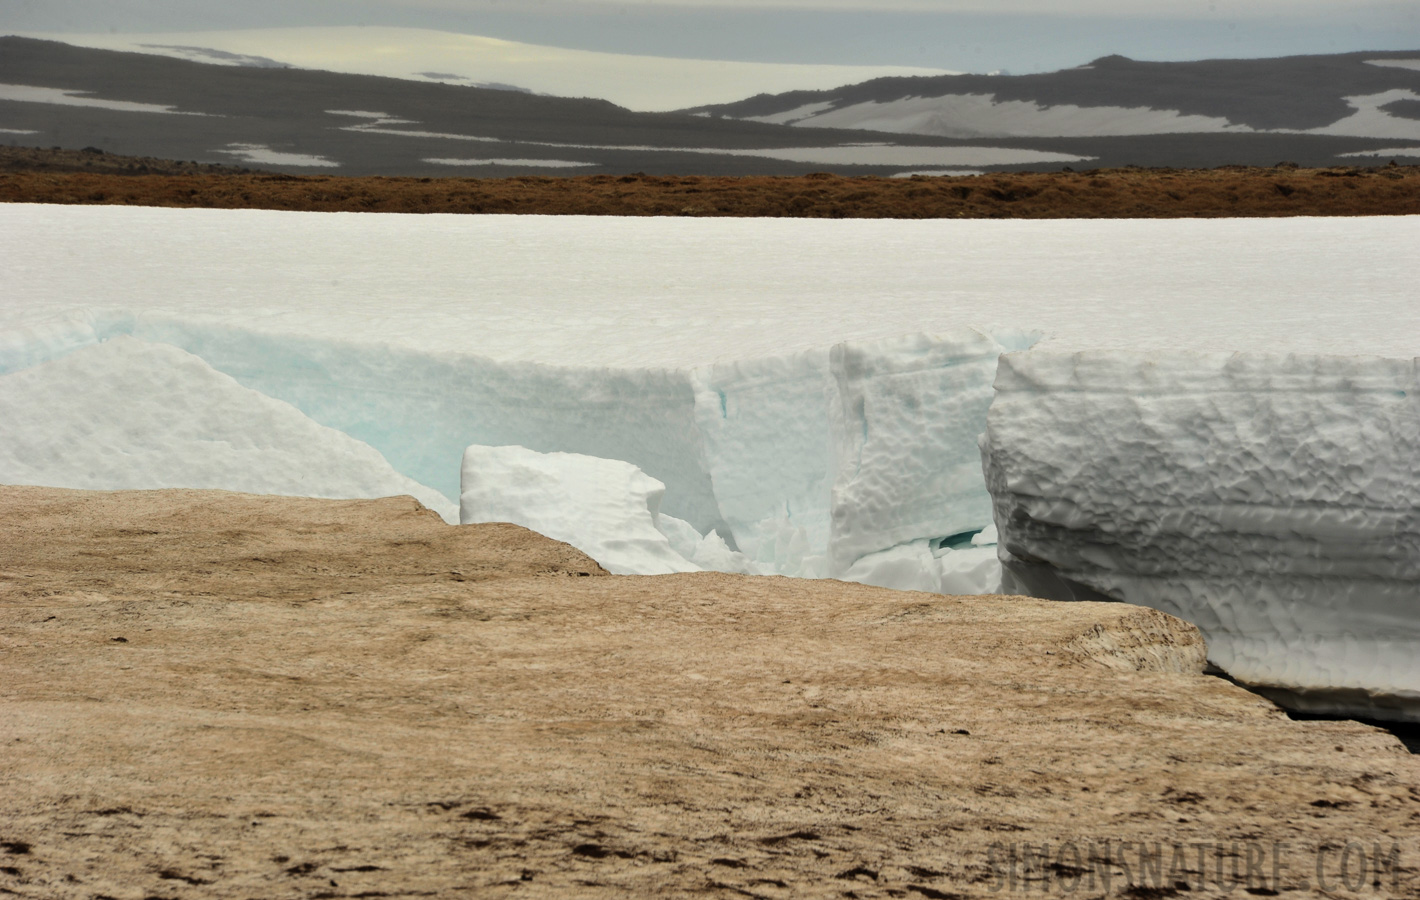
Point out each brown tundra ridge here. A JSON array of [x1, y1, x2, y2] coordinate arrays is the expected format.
[[2, 146, 1418, 217], [1, 486, 1418, 899]]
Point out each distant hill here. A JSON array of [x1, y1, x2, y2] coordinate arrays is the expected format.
[[688, 51, 1420, 142], [3, 38, 1418, 176], [10, 26, 957, 112]]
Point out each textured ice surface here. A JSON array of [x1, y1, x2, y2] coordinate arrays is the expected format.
[[686, 329, 1012, 579], [459, 444, 700, 576], [981, 351, 1420, 721], [690, 346, 834, 574], [0, 337, 457, 521], [827, 331, 1008, 575]]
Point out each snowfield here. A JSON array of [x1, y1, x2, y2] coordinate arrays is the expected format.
[[1, 204, 1417, 720]]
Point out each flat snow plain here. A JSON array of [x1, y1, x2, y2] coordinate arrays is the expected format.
[[3, 206, 1417, 362], [2, 205, 1418, 720]]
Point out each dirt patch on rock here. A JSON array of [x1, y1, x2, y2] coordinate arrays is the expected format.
[[1, 485, 1416, 897], [3, 148, 1418, 218]]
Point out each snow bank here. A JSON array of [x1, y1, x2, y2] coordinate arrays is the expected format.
[[460, 444, 701, 576], [0, 337, 457, 521], [981, 351, 1420, 721], [0, 297, 1009, 587]]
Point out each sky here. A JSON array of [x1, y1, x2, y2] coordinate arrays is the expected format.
[[5, 0, 1418, 75]]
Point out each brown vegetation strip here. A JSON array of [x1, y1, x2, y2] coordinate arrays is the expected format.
[[4, 163, 1419, 218]]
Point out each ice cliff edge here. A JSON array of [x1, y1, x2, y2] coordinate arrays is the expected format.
[[980, 350, 1420, 722]]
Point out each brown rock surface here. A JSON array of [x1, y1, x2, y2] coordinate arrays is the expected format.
[[1, 485, 1416, 898]]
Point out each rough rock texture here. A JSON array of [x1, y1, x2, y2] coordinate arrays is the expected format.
[[1, 485, 1417, 899]]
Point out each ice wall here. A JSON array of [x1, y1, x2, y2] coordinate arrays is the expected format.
[[125, 315, 730, 539], [827, 331, 1004, 576], [981, 350, 1420, 722], [1, 308, 1008, 582], [0, 310, 726, 536], [0, 337, 457, 521], [689, 329, 1012, 576], [690, 348, 834, 574]]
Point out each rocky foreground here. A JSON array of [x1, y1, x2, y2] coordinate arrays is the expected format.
[[1, 485, 1417, 898]]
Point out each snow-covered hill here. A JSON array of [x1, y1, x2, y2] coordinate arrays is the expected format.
[[13, 26, 956, 113], [691, 51, 1420, 148], [0, 36, 1090, 176], [5, 38, 1418, 174]]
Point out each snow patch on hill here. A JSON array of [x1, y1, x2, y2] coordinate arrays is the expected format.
[[1366, 59, 1420, 72], [0, 82, 206, 115], [773, 94, 1253, 138], [214, 143, 340, 167], [1299, 89, 1420, 141]]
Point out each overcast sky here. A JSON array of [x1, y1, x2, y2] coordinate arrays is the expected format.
[[7, 0, 1418, 74]]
